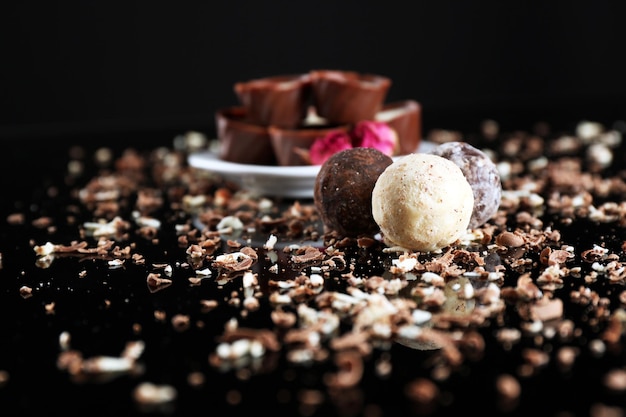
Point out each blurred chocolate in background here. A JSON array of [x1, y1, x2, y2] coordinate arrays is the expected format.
[[1, 0, 625, 141]]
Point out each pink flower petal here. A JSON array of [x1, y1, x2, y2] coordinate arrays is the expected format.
[[352, 121, 397, 156], [309, 131, 353, 165]]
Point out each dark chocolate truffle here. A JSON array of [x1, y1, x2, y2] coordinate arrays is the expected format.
[[430, 141, 502, 228], [314, 147, 393, 237]]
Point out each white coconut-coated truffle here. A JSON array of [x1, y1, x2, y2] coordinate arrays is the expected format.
[[372, 153, 474, 252]]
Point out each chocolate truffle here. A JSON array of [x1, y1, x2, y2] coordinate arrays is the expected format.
[[372, 153, 474, 252], [314, 147, 393, 237], [430, 141, 502, 228]]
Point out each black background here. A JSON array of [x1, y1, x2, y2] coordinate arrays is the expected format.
[[2, 0, 626, 142], [1, 3, 626, 416]]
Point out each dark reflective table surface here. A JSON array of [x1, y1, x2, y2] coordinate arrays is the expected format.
[[1, 122, 625, 417]]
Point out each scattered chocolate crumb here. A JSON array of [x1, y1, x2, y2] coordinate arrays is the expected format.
[[133, 382, 177, 410], [324, 350, 364, 389], [199, 299, 219, 313], [187, 371, 205, 388], [4, 119, 626, 416], [291, 245, 325, 264], [556, 346, 580, 371], [603, 368, 626, 392], [496, 373, 521, 412], [146, 272, 172, 292], [6, 213, 24, 225], [19, 285, 33, 298], [44, 302, 56, 315], [0, 370, 9, 388], [495, 373, 521, 401], [171, 314, 191, 332], [404, 377, 439, 408]]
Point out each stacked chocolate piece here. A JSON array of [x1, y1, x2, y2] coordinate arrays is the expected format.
[[216, 70, 422, 165]]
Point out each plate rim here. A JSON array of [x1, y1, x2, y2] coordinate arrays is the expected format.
[[187, 141, 435, 198], [187, 151, 320, 179]]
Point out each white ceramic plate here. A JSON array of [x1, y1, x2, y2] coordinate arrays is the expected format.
[[188, 141, 437, 199]]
